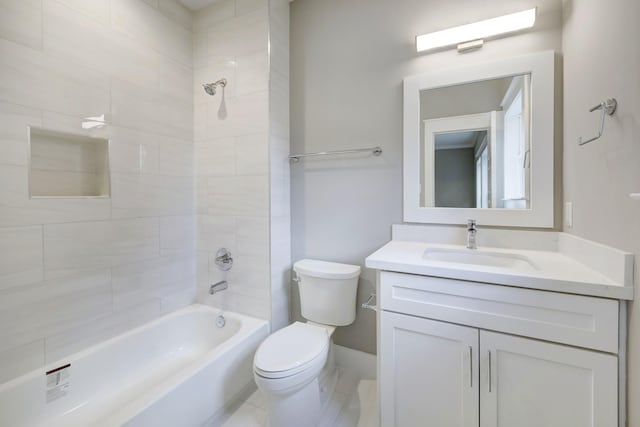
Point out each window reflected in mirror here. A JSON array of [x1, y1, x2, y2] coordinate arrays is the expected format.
[[420, 74, 531, 209]]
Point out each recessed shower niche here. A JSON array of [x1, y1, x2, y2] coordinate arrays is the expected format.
[[28, 127, 110, 198]]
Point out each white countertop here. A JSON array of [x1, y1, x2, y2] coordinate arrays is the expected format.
[[365, 240, 634, 300]]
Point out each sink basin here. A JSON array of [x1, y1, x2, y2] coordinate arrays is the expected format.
[[422, 247, 538, 270]]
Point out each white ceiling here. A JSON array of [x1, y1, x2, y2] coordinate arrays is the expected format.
[[435, 131, 485, 150]]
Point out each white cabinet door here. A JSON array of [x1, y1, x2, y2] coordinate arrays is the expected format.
[[479, 331, 618, 427], [380, 311, 479, 427]]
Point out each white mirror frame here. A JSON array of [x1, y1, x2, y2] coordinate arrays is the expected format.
[[403, 50, 555, 228]]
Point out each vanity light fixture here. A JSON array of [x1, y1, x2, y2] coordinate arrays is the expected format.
[[416, 8, 537, 53]]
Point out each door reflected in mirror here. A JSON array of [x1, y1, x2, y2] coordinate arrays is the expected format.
[[421, 74, 531, 209]]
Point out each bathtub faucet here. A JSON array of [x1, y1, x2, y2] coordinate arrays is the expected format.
[[210, 280, 228, 295]]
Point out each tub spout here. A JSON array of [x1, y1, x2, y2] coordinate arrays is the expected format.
[[210, 280, 228, 295]]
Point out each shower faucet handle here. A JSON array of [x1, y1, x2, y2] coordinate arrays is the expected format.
[[214, 248, 233, 271]]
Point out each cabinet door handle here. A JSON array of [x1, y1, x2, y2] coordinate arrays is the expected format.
[[469, 346, 473, 388], [488, 350, 492, 393]]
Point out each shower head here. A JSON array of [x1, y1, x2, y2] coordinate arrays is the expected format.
[[203, 84, 216, 96], [203, 78, 227, 96]]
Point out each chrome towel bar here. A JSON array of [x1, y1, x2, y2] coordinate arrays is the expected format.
[[288, 146, 382, 163]]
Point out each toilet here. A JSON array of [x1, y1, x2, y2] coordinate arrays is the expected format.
[[253, 259, 361, 427]]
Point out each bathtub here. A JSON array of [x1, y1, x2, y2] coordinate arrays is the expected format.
[[0, 304, 269, 427]]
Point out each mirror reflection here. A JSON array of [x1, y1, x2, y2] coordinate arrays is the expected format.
[[420, 74, 531, 209]]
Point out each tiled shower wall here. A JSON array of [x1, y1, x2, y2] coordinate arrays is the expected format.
[[0, 0, 196, 382], [268, 0, 291, 331], [194, 0, 290, 327]]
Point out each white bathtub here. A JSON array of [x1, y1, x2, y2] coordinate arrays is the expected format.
[[0, 304, 269, 427]]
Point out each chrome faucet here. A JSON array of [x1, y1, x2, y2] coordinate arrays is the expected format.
[[214, 248, 233, 271], [467, 219, 478, 250], [209, 280, 228, 295]]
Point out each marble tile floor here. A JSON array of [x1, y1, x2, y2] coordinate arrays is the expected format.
[[212, 369, 379, 427]]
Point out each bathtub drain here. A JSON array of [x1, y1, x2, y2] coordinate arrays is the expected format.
[[216, 315, 226, 328]]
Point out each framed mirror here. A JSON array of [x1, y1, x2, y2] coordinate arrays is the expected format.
[[403, 51, 555, 227]]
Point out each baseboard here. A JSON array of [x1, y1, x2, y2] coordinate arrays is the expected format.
[[334, 344, 377, 380]]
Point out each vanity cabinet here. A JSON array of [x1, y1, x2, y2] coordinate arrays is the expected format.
[[378, 271, 621, 427], [380, 311, 479, 427], [479, 331, 617, 427]]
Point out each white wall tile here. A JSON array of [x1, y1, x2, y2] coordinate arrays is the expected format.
[[206, 288, 270, 320], [197, 179, 209, 214], [0, 0, 42, 49], [45, 300, 163, 363], [112, 255, 195, 311], [43, 0, 162, 92], [0, 101, 41, 167], [51, 0, 110, 24], [0, 39, 111, 118], [111, 0, 192, 66], [207, 192, 269, 218], [226, 254, 270, 299], [236, 0, 267, 17], [161, 286, 197, 313], [236, 133, 268, 175], [158, 56, 194, 103], [268, 0, 289, 79], [207, 175, 269, 215], [111, 78, 191, 140], [40, 111, 109, 141], [205, 90, 269, 139], [108, 127, 160, 175], [160, 215, 196, 256], [197, 214, 236, 252], [207, 8, 268, 58], [158, 138, 194, 176], [193, 3, 277, 324], [0, 0, 197, 384], [236, 216, 269, 258], [43, 218, 160, 278], [158, 0, 193, 31], [236, 51, 268, 96], [193, 0, 234, 32], [268, 0, 291, 331], [208, 175, 269, 195], [195, 138, 236, 176], [0, 269, 112, 352], [111, 173, 194, 218], [0, 165, 111, 227], [0, 340, 45, 384], [195, 58, 237, 102], [0, 226, 43, 290], [197, 251, 209, 288]]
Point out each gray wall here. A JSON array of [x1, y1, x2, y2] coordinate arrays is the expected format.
[[562, 0, 640, 424], [290, 0, 562, 354], [435, 148, 476, 208]]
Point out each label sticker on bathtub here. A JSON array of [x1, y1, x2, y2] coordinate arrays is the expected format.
[[46, 364, 70, 403]]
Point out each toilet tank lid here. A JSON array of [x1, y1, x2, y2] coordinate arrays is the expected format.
[[294, 259, 361, 280]]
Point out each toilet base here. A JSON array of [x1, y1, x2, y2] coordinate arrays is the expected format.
[[261, 344, 338, 427], [267, 377, 321, 427]]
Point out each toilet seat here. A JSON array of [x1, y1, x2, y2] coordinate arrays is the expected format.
[[254, 322, 330, 379]]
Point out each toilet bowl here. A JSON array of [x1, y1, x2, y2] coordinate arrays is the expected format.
[[253, 259, 360, 427]]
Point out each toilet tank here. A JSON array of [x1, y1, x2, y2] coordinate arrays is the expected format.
[[294, 259, 361, 326]]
